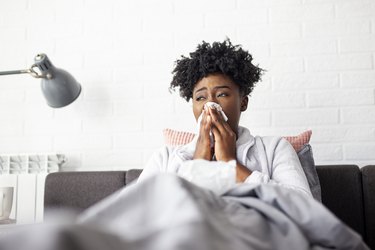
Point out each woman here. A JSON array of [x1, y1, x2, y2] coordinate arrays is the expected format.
[[138, 39, 312, 198]]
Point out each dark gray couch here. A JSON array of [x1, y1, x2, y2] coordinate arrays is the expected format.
[[45, 165, 375, 249]]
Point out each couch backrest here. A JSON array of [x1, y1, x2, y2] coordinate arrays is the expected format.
[[44, 171, 127, 210], [44, 169, 143, 210], [316, 165, 365, 238]]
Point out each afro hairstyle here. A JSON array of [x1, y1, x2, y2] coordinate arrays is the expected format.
[[170, 38, 263, 102]]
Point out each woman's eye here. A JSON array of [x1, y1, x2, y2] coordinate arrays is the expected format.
[[218, 93, 228, 97], [196, 96, 206, 101]]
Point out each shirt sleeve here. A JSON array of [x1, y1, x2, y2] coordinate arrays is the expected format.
[[137, 147, 168, 183], [244, 138, 313, 198]]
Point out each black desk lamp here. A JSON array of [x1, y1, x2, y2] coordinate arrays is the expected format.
[[0, 54, 81, 108]]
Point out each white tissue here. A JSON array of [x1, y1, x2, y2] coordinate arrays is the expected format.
[[196, 102, 228, 148], [198, 102, 228, 122], [177, 159, 236, 195]]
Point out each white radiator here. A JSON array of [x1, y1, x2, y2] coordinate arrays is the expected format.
[[0, 154, 66, 225]]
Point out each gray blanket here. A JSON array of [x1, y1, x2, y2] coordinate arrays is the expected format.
[[0, 174, 369, 250]]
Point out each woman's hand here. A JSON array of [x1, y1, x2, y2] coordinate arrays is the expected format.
[[208, 107, 237, 162], [193, 109, 213, 161], [236, 162, 252, 183], [194, 107, 252, 182], [208, 108, 253, 182]]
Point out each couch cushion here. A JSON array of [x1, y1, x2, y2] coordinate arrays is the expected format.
[[45, 171, 126, 211], [316, 165, 365, 239], [361, 165, 375, 250]]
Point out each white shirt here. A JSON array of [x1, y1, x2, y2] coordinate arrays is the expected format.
[[138, 126, 313, 198]]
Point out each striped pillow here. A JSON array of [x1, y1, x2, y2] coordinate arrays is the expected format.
[[163, 129, 312, 153], [283, 130, 312, 152], [163, 129, 196, 147]]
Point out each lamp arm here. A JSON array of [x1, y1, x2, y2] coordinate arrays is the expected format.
[[0, 69, 31, 76], [0, 65, 43, 78]]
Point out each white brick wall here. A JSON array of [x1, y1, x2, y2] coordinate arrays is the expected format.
[[0, 0, 374, 170]]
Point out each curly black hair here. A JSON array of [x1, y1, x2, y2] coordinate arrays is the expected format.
[[170, 39, 264, 102]]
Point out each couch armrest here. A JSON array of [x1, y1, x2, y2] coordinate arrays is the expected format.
[[362, 165, 375, 250]]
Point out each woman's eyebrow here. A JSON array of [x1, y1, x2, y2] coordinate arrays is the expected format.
[[195, 85, 232, 94], [214, 85, 231, 90], [194, 87, 207, 94]]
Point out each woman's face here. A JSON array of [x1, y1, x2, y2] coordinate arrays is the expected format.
[[192, 73, 248, 134]]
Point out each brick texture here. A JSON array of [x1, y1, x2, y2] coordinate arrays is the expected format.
[[0, 0, 374, 169]]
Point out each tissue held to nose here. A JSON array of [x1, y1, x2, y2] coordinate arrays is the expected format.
[[197, 102, 228, 147], [197, 102, 228, 125]]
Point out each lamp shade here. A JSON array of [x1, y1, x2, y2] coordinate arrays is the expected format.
[[34, 54, 81, 108]]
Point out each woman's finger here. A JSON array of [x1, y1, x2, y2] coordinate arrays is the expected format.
[[197, 110, 211, 147], [208, 107, 227, 134], [194, 110, 213, 160], [221, 118, 234, 134], [211, 125, 221, 141], [201, 110, 211, 134]]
